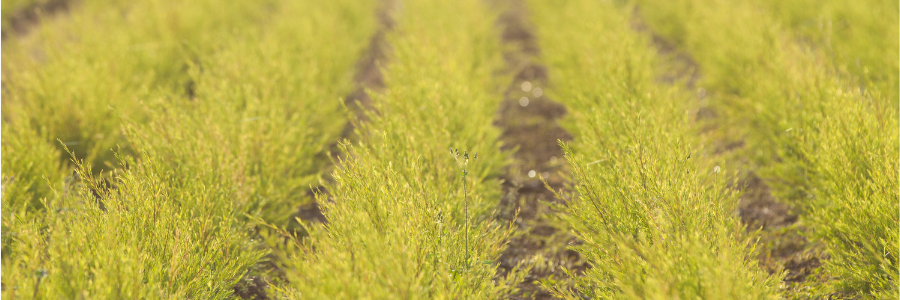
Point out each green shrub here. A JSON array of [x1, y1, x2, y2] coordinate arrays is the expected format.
[[2, 0, 378, 297], [753, 0, 899, 106], [271, 0, 527, 297], [1, 125, 65, 213], [635, 0, 899, 297], [1, 118, 265, 298], [2, 0, 892, 298], [2, 0, 275, 172], [178, 0, 377, 225], [526, 0, 780, 298], [802, 87, 898, 298]]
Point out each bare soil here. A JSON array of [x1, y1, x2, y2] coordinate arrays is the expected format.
[[630, 7, 826, 297], [295, 0, 395, 225], [234, 1, 396, 298], [739, 173, 826, 290], [493, 1, 587, 299], [2, 0, 73, 40], [629, 8, 700, 89], [339, 0, 395, 133]]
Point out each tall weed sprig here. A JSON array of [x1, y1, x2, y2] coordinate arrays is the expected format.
[[451, 148, 479, 272]]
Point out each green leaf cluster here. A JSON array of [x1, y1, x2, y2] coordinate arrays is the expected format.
[[2, 0, 377, 297], [636, 0, 899, 297], [526, 0, 781, 298], [272, 0, 528, 298]]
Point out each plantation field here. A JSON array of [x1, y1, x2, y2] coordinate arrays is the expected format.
[[1, 0, 896, 299]]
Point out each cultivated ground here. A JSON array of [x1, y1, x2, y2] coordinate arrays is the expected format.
[[1, 0, 897, 299]]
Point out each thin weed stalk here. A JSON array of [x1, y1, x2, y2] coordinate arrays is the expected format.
[[451, 148, 478, 272]]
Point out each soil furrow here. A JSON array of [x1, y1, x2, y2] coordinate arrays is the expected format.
[[233, 2, 396, 299], [2, 0, 74, 40], [295, 0, 396, 225], [492, 1, 585, 299], [630, 8, 824, 295]]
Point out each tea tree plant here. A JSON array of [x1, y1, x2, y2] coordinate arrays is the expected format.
[[1, 123, 266, 299], [2, 0, 378, 297], [272, 0, 526, 298], [527, 0, 780, 298], [753, 0, 899, 106], [0, 125, 65, 213], [635, 0, 899, 297], [2, 0, 273, 172], [2, 0, 893, 298], [177, 0, 377, 226]]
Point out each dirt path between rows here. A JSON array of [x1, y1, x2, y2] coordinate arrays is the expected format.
[[630, 8, 825, 297], [233, 2, 396, 299], [2, 0, 74, 40], [492, 1, 586, 299], [294, 0, 396, 225]]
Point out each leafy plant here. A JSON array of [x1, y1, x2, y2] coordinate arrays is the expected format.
[[270, 0, 527, 297], [635, 0, 899, 297], [526, 0, 780, 298]]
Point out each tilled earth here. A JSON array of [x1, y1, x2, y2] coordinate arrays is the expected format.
[[5, 0, 830, 299], [631, 7, 827, 299], [493, 1, 587, 299], [238, 0, 396, 298]]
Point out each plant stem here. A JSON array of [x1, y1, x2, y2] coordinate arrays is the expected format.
[[464, 167, 469, 271]]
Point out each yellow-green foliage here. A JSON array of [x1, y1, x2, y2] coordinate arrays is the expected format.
[[1, 125, 65, 212], [2, 0, 275, 172], [2, 0, 377, 297], [272, 0, 526, 298], [803, 88, 898, 299], [3, 0, 894, 298], [526, 0, 780, 298], [178, 0, 377, 225], [1, 0, 42, 27], [2, 120, 266, 299], [1, 125, 66, 291], [636, 0, 899, 297], [753, 0, 899, 105]]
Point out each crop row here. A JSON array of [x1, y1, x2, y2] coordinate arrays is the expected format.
[[2, 0, 377, 298], [268, 0, 529, 297], [756, 0, 899, 106], [527, 0, 779, 298], [2, 0, 896, 298], [636, 0, 898, 297]]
